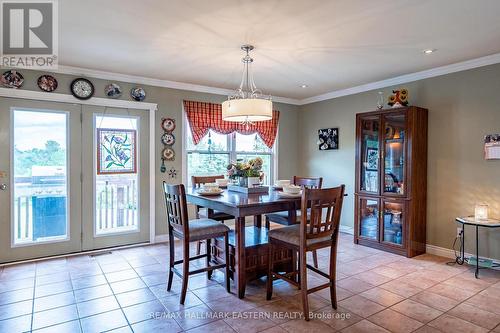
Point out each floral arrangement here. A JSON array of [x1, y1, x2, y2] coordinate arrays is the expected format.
[[227, 157, 263, 179]]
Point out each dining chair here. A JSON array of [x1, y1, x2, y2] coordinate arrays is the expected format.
[[163, 182, 230, 304], [265, 176, 323, 267], [266, 185, 345, 321], [191, 175, 235, 255]]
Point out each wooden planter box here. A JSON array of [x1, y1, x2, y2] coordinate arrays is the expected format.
[[211, 226, 296, 282]]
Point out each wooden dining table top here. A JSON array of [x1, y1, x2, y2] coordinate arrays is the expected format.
[[185, 186, 301, 208]]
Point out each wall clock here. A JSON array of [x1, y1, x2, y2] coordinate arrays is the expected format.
[[161, 118, 176, 132], [70, 78, 94, 100], [37, 75, 58, 92], [161, 133, 175, 146]]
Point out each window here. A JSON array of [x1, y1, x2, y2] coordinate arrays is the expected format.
[[186, 122, 275, 186]]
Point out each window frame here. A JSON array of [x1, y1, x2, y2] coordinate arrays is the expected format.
[[182, 112, 278, 186]]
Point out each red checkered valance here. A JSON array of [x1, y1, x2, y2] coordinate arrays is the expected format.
[[183, 100, 280, 148]]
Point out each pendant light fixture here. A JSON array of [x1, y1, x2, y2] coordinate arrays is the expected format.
[[222, 45, 272, 126]]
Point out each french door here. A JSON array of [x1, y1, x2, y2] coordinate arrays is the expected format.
[[0, 98, 150, 264]]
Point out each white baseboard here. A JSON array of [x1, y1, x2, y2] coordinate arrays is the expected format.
[[425, 244, 457, 259], [339, 225, 354, 235], [154, 234, 169, 243]]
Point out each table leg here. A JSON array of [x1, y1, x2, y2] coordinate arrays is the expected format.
[[475, 225, 479, 279], [235, 217, 246, 298], [457, 224, 465, 265], [254, 215, 262, 228]]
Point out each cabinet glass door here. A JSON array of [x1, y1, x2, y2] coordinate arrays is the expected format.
[[382, 200, 404, 246], [383, 113, 406, 195], [360, 116, 380, 193], [359, 198, 379, 240]]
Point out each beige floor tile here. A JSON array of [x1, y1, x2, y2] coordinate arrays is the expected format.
[[341, 319, 390, 333], [447, 302, 500, 330], [360, 287, 405, 307], [412, 325, 442, 333], [390, 299, 443, 323], [338, 295, 385, 318], [443, 275, 491, 293], [464, 293, 500, 315], [368, 308, 423, 333], [379, 280, 423, 298], [316, 306, 363, 331], [316, 286, 353, 302], [279, 318, 336, 333], [337, 277, 375, 293], [186, 320, 236, 333], [428, 314, 488, 333], [410, 291, 459, 312], [354, 271, 392, 286], [427, 282, 477, 302], [257, 299, 302, 325], [371, 266, 410, 279], [224, 314, 277, 333]]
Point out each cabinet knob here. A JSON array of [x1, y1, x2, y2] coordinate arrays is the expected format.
[[0, 183, 7, 191]]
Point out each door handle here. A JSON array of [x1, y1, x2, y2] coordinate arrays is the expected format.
[[0, 184, 7, 190]]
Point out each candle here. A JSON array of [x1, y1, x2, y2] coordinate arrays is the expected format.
[[475, 203, 489, 220]]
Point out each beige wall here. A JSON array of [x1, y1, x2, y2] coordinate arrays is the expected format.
[[298, 63, 500, 259], [0, 69, 300, 237]]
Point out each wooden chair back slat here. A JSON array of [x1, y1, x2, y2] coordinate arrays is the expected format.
[[163, 182, 189, 236], [300, 185, 345, 242], [192, 175, 225, 188], [293, 176, 323, 189]]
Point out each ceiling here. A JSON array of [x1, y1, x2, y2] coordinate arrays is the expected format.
[[59, 0, 500, 100]]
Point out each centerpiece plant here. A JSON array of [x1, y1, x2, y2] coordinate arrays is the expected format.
[[227, 157, 263, 187]]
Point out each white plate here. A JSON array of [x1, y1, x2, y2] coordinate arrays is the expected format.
[[272, 185, 283, 190], [277, 191, 302, 198], [197, 189, 224, 196]]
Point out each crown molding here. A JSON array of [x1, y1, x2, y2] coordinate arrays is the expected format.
[[52, 65, 302, 105], [49, 52, 500, 107], [299, 52, 500, 105]]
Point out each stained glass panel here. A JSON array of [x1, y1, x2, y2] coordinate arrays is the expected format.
[[97, 128, 137, 174]]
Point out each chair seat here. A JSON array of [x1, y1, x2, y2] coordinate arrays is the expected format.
[[268, 224, 331, 247], [173, 218, 230, 241]]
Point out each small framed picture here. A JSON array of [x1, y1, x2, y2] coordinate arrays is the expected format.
[[484, 134, 500, 160], [318, 128, 339, 150], [366, 148, 379, 171]]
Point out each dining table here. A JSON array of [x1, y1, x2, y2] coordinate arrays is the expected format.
[[186, 186, 302, 299]]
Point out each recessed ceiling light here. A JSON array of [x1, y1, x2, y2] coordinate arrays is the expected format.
[[423, 49, 436, 54], [300, 84, 308, 88]]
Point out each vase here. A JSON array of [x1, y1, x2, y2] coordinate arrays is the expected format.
[[238, 177, 260, 187]]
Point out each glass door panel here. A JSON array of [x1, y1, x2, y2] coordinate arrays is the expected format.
[[360, 116, 380, 193], [383, 200, 404, 245], [359, 198, 379, 240], [12, 110, 69, 244], [95, 116, 139, 235], [383, 114, 406, 195]]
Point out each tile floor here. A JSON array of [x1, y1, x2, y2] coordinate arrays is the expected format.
[[1, 232, 500, 333]]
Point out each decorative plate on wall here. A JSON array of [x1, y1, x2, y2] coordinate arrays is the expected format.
[[161, 133, 175, 146], [130, 87, 146, 101], [1, 70, 24, 88], [162, 148, 175, 161], [37, 75, 58, 92], [161, 118, 176, 132], [104, 83, 122, 98]]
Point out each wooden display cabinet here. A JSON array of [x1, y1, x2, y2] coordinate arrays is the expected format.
[[354, 106, 428, 257]]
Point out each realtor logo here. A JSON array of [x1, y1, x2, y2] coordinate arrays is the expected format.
[[1, 0, 58, 69]]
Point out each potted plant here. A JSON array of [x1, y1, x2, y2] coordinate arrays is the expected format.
[[227, 157, 263, 187]]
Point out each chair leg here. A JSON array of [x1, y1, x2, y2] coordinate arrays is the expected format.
[[312, 250, 319, 269], [266, 242, 274, 300], [206, 238, 212, 280], [180, 241, 189, 305], [167, 233, 174, 291], [265, 216, 271, 229], [224, 232, 230, 292], [329, 245, 337, 309], [300, 249, 310, 321]]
